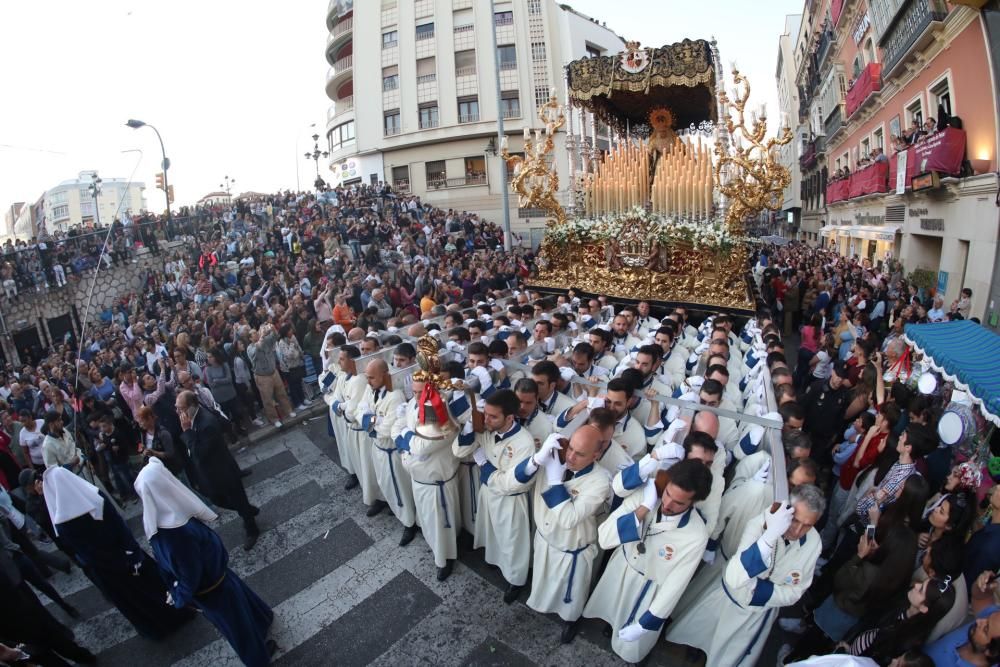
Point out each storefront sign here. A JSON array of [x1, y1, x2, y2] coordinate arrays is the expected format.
[[854, 212, 885, 226], [920, 218, 945, 232], [853, 14, 871, 44], [908, 207, 929, 217]]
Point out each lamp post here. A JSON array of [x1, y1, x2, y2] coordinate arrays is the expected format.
[[125, 119, 172, 226], [304, 134, 329, 189], [489, 0, 512, 251], [220, 175, 235, 196]]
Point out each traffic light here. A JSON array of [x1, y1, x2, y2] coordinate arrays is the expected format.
[[155, 172, 165, 190], [167, 185, 174, 204]]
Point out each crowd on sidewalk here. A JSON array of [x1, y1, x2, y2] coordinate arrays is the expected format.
[[0, 189, 998, 666]]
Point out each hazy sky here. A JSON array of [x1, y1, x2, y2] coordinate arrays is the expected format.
[[0, 0, 800, 215]]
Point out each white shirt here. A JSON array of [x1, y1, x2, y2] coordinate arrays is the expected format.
[[19, 421, 46, 465]]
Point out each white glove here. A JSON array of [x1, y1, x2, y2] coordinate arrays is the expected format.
[[472, 447, 488, 467], [618, 623, 650, 642], [534, 433, 563, 465], [662, 419, 686, 445], [469, 365, 493, 393], [637, 454, 659, 481], [489, 358, 504, 373], [165, 590, 175, 606], [587, 396, 605, 409], [641, 477, 659, 511], [396, 403, 408, 418], [359, 402, 371, 416], [543, 454, 566, 485], [475, 398, 486, 411], [445, 340, 462, 352], [544, 336, 555, 353], [762, 502, 795, 545], [510, 319, 523, 328], [653, 441, 685, 463], [702, 548, 717, 565], [695, 341, 709, 355], [752, 457, 771, 484]]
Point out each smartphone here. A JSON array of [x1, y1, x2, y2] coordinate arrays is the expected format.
[[865, 524, 876, 541]]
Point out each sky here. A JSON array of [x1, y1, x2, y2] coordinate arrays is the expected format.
[[0, 0, 801, 216]]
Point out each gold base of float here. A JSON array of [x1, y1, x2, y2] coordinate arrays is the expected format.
[[531, 241, 753, 311]]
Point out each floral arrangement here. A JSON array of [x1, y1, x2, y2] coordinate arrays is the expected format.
[[548, 207, 743, 251]]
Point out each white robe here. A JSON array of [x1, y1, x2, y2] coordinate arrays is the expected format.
[[327, 371, 356, 476], [454, 423, 535, 586], [521, 460, 611, 621], [360, 386, 414, 527], [582, 487, 708, 664], [344, 376, 384, 506], [665, 515, 821, 667], [397, 399, 461, 568]]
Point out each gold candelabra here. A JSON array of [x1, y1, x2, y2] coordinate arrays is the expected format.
[[713, 67, 792, 234], [501, 92, 567, 228]]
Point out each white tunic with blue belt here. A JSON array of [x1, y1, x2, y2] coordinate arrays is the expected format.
[[582, 487, 708, 664], [518, 459, 610, 621], [664, 512, 820, 667]]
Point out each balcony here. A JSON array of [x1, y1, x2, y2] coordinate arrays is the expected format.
[[384, 125, 402, 137], [845, 62, 882, 118], [458, 113, 480, 123], [455, 66, 476, 77], [879, 0, 948, 79], [799, 137, 826, 170], [393, 178, 411, 193], [325, 25, 352, 64], [502, 106, 521, 120], [326, 0, 351, 31], [325, 56, 353, 98], [427, 175, 487, 189], [815, 30, 834, 70], [327, 96, 354, 123], [888, 126, 969, 188], [419, 117, 439, 130], [416, 74, 437, 85], [824, 105, 845, 141]]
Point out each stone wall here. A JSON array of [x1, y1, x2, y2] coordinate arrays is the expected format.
[[0, 240, 184, 365]]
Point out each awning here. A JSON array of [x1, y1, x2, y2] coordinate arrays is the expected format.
[[904, 321, 1000, 426], [848, 224, 900, 241]]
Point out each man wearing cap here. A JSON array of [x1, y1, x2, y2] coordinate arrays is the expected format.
[[41, 412, 83, 474]]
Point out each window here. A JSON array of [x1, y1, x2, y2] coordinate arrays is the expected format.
[[415, 23, 434, 40], [453, 8, 473, 30], [52, 204, 69, 220], [382, 65, 399, 91], [391, 166, 410, 191], [49, 190, 68, 205], [330, 120, 356, 150], [528, 0, 542, 14], [418, 103, 439, 129], [416, 57, 436, 84], [384, 110, 401, 136], [458, 97, 479, 123], [531, 42, 546, 62], [534, 85, 550, 108], [464, 156, 486, 184], [585, 45, 602, 59], [497, 44, 516, 70], [905, 97, 924, 129], [382, 30, 398, 48], [873, 127, 884, 149], [863, 38, 876, 67], [455, 50, 476, 76], [494, 11, 513, 26], [501, 92, 520, 119], [861, 138, 870, 158], [79, 200, 94, 217], [929, 77, 952, 119], [852, 56, 862, 80], [426, 160, 446, 187]]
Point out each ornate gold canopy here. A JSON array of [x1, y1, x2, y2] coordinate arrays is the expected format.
[[567, 39, 717, 135]]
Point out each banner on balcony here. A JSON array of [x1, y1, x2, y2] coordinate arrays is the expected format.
[[848, 161, 889, 198], [896, 151, 907, 194], [889, 127, 966, 191]]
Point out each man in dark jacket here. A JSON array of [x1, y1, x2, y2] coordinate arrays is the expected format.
[[175, 390, 260, 550], [802, 361, 851, 466]]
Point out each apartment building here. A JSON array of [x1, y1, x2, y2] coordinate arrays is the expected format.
[[41, 171, 147, 235], [324, 0, 624, 244], [776, 14, 804, 235], [791, 0, 1000, 321]]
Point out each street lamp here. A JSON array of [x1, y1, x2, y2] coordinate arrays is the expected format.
[[304, 134, 329, 188], [125, 119, 172, 225], [220, 175, 235, 196], [87, 173, 103, 229]]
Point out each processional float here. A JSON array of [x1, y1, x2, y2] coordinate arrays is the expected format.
[[510, 39, 792, 312]]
